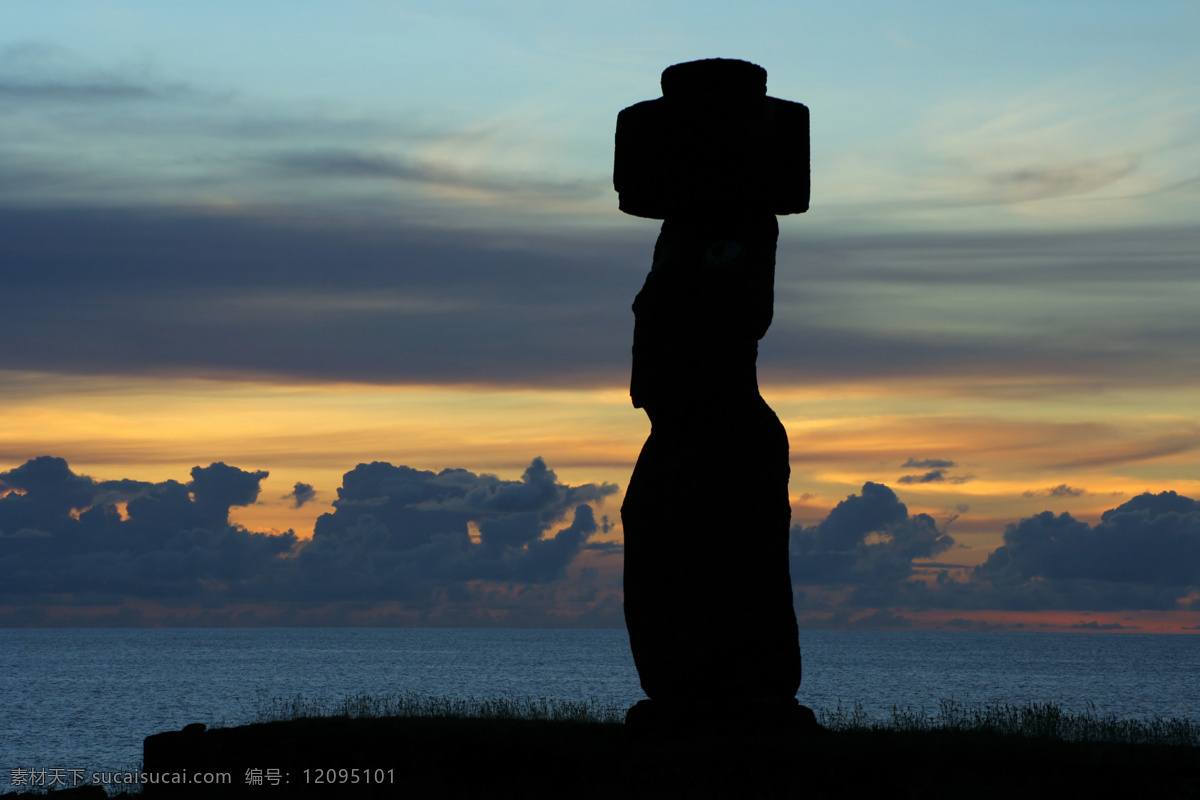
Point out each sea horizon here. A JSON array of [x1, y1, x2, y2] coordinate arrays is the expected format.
[[5, 626, 1199, 787]]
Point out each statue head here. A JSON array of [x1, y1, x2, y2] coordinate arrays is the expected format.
[[614, 58, 810, 220]]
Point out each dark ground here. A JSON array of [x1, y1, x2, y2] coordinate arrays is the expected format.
[[43, 715, 1186, 799]]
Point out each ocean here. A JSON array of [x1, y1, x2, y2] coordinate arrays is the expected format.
[[3, 628, 1199, 788]]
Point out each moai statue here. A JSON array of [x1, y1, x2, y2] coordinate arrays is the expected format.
[[615, 58, 809, 731]]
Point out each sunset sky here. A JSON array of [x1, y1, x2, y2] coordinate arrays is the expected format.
[[3, 1, 1200, 631]]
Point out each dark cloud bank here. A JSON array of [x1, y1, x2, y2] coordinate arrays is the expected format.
[[5, 206, 1200, 390], [0, 456, 618, 626], [4, 456, 1200, 627], [794, 482, 1200, 625]]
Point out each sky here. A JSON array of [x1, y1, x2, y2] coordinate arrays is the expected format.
[[3, 0, 1200, 631]]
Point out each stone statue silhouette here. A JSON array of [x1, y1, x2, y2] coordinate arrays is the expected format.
[[615, 58, 809, 730]]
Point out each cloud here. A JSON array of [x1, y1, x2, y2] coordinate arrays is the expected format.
[[0, 41, 610, 223], [0, 456, 618, 615], [271, 149, 606, 201], [8, 456, 1200, 624], [898, 469, 948, 484], [301, 457, 618, 598], [189, 462, 269, 528], [902, 458, 955, 469], [791, 485, 1200, 614], [765, 224, 1200, 395], [4, 204, 1200, 392], [897, 470, 969, 489], [1023, 484, 1088, 498], [0, 206, 642, 389], [286, 482, 317, 508], [975, 491, 1200, 588], [944, 617, 1023, 631], [1068, 620, 1136, 631], [982, 158, 1139, 204], [0, 41, 168, 103], [789, 482, 956, 595], [0, 78, 156, 102], [0, 456, 293, 600]]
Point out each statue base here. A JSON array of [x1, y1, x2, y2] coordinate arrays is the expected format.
[[625, 697, 818, 739]]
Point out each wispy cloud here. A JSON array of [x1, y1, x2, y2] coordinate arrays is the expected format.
[[818, 65, 1200, 227], [270, 148, 606, 201], [902, 458, 955, 469], [0, 41, 202, 104], [1023, 484, 1088, 499], [897, 469, 974, 485]]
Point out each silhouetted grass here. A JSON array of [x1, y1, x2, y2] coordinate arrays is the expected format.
[[819, 698, 1200, 747], [248, 690, 626, 726], [247, 691, 1198, 748], [135, 693, 1199, 798]]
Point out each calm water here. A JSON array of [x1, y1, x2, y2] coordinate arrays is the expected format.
[[3, 628, 1199, 781]]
